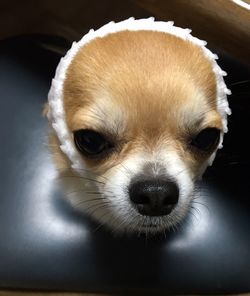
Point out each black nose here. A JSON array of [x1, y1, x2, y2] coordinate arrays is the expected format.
[[129, 179, 179, 216]]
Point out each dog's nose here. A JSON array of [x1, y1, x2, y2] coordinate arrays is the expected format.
[[129, 179, 179, 216]]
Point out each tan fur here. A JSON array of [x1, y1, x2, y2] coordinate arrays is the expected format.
[[42, 103, 49, 117], [49, 131, 71, 171], [61, 30, 221, 175]]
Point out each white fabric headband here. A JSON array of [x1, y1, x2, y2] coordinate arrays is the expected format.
[[48, 17, 231, 172]]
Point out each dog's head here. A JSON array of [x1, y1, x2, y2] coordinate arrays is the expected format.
[[48, 19, 230, 234]]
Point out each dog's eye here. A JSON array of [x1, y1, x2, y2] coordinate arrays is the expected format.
[[190, 127, 221, 152], [74, 129, 113, 157]]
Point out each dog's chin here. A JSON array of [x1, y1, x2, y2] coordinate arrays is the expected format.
[[91, 208, 189, 235], [72, 194, 192, 235]]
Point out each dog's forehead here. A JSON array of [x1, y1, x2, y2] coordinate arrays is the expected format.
[[64, 31, 216, 99], [63, 30, 218, 136]]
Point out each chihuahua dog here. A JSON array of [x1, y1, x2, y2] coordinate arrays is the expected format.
[[47, 18, 231, 234]]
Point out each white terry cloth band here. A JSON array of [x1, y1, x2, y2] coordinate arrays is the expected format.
[[48, 17, 231, 173]]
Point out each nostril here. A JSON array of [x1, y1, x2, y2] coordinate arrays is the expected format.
[[163, 198, 173, 206], [162, 181, 179, 205], [129, 181, 150, 205], [136, 194, 150, 205]]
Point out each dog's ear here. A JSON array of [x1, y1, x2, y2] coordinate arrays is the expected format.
[[42, 102, 49, 117]]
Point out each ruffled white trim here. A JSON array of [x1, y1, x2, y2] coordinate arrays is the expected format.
[[48, 17, 231, 172]]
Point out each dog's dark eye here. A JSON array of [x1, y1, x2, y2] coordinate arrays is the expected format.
[[190, 128, 221, 152], [74, 129, 113, 157]]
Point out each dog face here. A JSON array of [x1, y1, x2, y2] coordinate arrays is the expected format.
[[49, 30, 224, 234]]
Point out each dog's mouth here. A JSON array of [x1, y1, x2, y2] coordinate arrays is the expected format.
[[140, 223, 159, 229], [125, 214, 175, 233]]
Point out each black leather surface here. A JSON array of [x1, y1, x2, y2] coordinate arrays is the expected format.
[[0, 36, 249, 294]]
